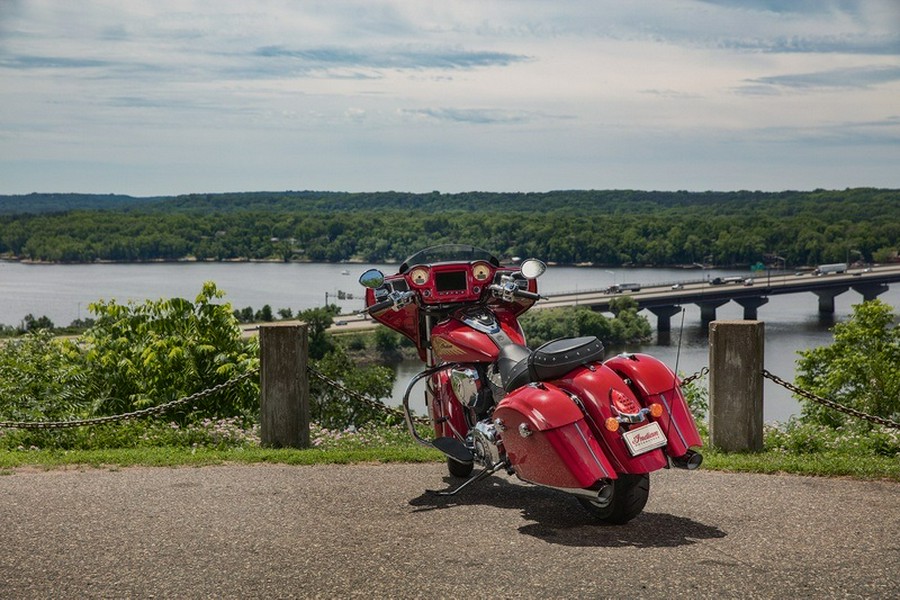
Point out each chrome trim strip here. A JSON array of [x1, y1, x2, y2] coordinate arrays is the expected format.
[[572, 420, 610, 478], [659, 392, 688, 448], [566, 391, 626, 472]]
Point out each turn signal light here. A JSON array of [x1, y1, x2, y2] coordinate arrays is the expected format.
[[604, 417, 620, 432], [649, 403, 663, 418]]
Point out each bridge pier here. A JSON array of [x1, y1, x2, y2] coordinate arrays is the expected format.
[[697, 299, 729, 325], [852, 282, 889, 301], [735, 296, 769, 320], [813, 286, 849, 313], [647, 305, 682, 332]]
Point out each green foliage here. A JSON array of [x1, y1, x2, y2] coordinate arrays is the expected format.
[[519, 304, 652, 348], [2, 189, 897, 266], [764, 421, 899, 458], [309, 346, 396, 429], [0, 331, 87, 422], [297, 304, 341, 359], [373, 326, 402, 353], [795, 300, 900, 429], [80, 281, 259, 419], [0, 283, 260, 450], [0, 285, 403, 451], [680, 375, 709, 436]]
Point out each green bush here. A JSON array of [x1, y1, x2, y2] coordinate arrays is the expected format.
[[80, 281, 259, 420], [795, 300, 900, 429], [519, 301, 651, 348]]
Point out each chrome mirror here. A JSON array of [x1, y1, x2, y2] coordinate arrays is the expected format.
[[520, 259, 546, 280], [358, 268, 385, 289]]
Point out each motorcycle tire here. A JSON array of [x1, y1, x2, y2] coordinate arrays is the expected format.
[[578, 473, 650, 525], [447, 457, 474, 478]]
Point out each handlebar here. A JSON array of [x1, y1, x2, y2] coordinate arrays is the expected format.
[[362, 290, 417, 315], [488, 281, 546, 303], [363, 273, 544, 315]]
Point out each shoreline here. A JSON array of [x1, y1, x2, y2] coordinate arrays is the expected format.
[[1, 255, 743, 270]]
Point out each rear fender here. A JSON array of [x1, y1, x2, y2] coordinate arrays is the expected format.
[[604, 353, 703, 457], [494, 382, 616, 488], [554, 364, 668, 474]]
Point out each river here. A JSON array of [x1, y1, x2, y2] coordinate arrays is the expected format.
[[2, 260, 897, 423]]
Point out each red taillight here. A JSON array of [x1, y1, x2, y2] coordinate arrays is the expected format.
[[611, 388, 641, 414]]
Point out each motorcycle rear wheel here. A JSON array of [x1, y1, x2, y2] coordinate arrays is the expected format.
[[578, 473, 650, 525]]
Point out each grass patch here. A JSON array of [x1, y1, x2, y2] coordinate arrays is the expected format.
[[701, 448, 899, 481], [0, 441, 896, 482], [1, 422, 896, 481], [0, 445, 443, 470]]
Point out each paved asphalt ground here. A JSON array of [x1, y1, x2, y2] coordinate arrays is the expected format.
[[1, 463, 898, 599]]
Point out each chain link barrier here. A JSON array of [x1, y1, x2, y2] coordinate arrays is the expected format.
[[0, 369, 259, 430], [680, 366, 709, 387], [675, 366, 898, 429], [307, 365, 430, 425], [762, 369, 900, 429], [4, 361, 894, 432]]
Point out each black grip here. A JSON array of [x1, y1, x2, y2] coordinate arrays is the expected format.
[[515, 289, 542, 301], [367, 298, 395, 313]]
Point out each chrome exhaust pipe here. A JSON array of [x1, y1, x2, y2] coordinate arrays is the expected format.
[[671, 449, 703, 470], [541, 481, 614, 507]]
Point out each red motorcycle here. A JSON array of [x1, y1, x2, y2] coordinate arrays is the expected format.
[[359, 245, 702, 524]]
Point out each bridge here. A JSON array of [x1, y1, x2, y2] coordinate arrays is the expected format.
[[540, 263, 900, 331], [326, 264, 900, 333]]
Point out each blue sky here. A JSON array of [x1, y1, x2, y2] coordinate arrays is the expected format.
[[1, 0, 898, 196]]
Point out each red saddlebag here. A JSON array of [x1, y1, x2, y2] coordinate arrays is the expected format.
[[494, 382, 616, 488]]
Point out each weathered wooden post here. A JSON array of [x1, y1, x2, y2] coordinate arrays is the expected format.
[[259, 321, 310, 448], [708, 320, 764, 452]]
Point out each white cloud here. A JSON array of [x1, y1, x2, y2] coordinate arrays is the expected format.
[[0, 0, 898, 195]]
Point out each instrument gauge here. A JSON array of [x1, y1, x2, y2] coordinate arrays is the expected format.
[[472, 263, 492, 282], [409, 267, 430, 286]]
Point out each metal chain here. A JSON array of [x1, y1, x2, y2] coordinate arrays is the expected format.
[[680, 366, 709, 387], [307, 365, 430, 425], [762, 369, 900, 429], [0, 369, 259, 430]]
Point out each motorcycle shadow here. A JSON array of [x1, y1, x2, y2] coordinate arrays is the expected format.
[[408, 476, 726, 548]]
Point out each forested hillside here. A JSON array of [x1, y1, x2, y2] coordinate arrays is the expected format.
[[0, 188, 897, 267]]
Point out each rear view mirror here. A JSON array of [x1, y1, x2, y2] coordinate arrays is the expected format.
[[358, 269, 385, 289], [520, 259, 546, 280]]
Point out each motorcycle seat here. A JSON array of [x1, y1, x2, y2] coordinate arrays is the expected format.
[[500, 336, 605, 393]]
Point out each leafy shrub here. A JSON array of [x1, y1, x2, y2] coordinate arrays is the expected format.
[[519, 301, 651, 348], [795, 300, 900, 429], [309, 346, 397, 429], [764, 420, 900, 457], [80, 281, 259, 420]]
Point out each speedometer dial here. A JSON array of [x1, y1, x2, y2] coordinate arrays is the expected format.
[[472, 263, 491, 282], [409, 267, 430, 286]]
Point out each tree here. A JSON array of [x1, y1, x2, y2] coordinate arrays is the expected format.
[[795, 300, 900, 429], [21, 314, 55, 332], [297, 305, 340, 359]]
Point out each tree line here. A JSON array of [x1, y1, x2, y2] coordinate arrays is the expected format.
[[1, 188, 897, 267]]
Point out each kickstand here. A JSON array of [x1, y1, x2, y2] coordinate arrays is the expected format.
[[427, 461, 506, 497]]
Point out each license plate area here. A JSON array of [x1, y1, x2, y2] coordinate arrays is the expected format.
[[622, 421, 667, 456]]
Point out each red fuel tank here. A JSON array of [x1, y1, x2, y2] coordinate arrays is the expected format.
[[430, 316, 525, 363]]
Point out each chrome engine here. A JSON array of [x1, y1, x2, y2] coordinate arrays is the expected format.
[[471, 420, 503, 467]]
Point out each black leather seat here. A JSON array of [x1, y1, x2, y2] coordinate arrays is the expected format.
[[499, 336, 605, 392]]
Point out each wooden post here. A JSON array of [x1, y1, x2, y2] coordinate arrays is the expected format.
[[708, 320, 764, 452], [259, 321, 310, 448]]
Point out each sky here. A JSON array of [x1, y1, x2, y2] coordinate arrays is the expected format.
[[1, 0, 898, 196]]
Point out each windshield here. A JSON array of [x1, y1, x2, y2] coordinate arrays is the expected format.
[[398, 244, 500, 273]]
